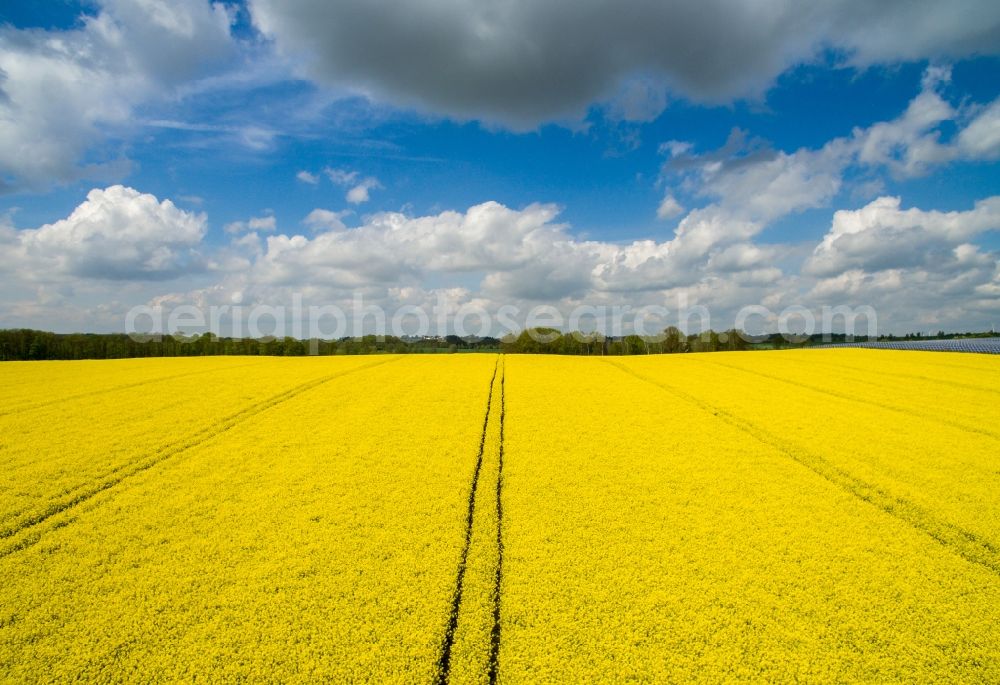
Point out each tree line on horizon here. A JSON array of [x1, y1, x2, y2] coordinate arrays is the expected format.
[[0, 327, 993, 361]]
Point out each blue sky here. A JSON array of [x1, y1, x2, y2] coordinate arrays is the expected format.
[[1, 1, 999, 336]]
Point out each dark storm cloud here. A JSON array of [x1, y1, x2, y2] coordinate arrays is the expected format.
[[249, 0, 1000, 128]]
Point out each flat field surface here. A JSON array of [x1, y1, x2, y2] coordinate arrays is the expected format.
[[1, 350, 998, 682]]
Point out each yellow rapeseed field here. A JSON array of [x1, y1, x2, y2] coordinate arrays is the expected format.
[[1, 349, 997, 682]]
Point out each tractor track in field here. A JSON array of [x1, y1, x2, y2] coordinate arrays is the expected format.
[[602, 359, 1000, 578], [0, 359, 269, 419], [770, 354, 1000, 397], [1, 358, 374, 527], [697, 357, 1000, 442], [488, 369, 506, 685], [0, 357, 401, 558], [436, 357, 506, 685]]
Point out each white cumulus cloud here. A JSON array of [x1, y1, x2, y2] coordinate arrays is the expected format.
[[0, 0, 236, 191], [324, 167, 382, 204], [806, 196, 1000, 276], [658, 68, 1000, 227], [16, 185, 207, 281], [656, 194, 684, 220], [304, 209, 351, 232], [224, 214, 277, 234]]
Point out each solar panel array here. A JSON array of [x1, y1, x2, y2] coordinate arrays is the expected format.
[[815, 337, 1000, 354]]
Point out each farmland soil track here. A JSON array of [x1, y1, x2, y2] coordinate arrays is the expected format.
[[602, 359, 1000, 577], [488, 369, 506, 685], [700, 356, 1000, 440], [0, 356, 401, 557], [765, 353, 1000, 397], [0, 359, 269, 418], [436, 357, 506, 684]]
